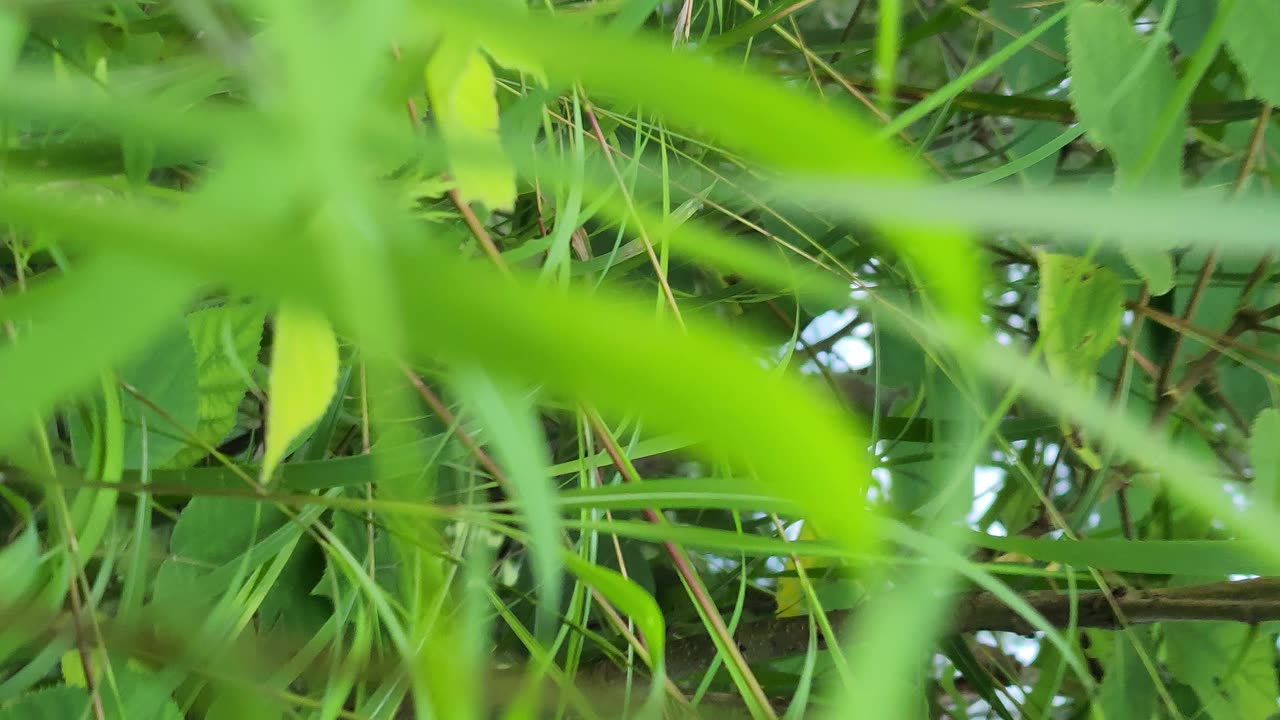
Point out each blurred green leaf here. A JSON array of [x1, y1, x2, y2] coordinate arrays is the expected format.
[[0, 254, 198, 453], [431, 0, 984, 331], [563, 550, 666, 698], [451, 369, 562, 643], [1037, 252, 1125, 465], [69, 320, 199, 470], [152, 496, 286, 612], [973, 533, 1280, 575], [0, 498, 36, 609]]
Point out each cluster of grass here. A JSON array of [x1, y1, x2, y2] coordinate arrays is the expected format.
[[0, 1, 1278, 718]]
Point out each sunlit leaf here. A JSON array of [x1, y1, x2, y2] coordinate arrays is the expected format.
[[262, 304, 340, 482], [425, 38, 516, 211]]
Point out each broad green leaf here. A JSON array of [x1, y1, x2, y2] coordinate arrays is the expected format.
[[0, 255, 198, 453], [1156, 0, 1219, 54], [256, 537, 330, 640], [118, 323, 200, 468], [262, 304, 339, 483], [1094, 627, 1159, 720], [990, 0, 1068, 93], [69, 321, 200, 470], [1067, 3, 1184, 189], [0, 686, 88, 720], [1224, 0, 1280, 105], [56, 652, 182, 720], [100, 661, 183, 720], [425, 38, 515, 211], [1165, 621, 1280, 720], [1251, 409, 1280, 513], [167, 302, 266, 468], [152, 496, 287, 611], [1037, 253, 1124, 385], [1067, 2, 1182, 293], [1120, 247, 1175, 297]]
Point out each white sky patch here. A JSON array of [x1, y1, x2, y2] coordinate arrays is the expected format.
[[795, 309, 873, 371], [969, 466, 1006, 526], [833, 337, 873, 369]]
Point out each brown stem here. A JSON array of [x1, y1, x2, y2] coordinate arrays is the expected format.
[[656, 577, 1280, 679], [1151, 309, 1258, 426], [581, 101, 686, 327], [585, 412, 778, 718]]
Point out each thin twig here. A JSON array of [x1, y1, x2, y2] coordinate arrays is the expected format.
[[586, 411, 778, 719], [581, 100, 686, 327]]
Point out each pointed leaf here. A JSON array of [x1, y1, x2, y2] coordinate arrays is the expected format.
[[262, 304, 339, 482], [425, 39, 516, 211], [1224, 0, 1280, 105], [1067, 2, 1184, 190], [1121, 247, 1176, 297], [563, 549, 665, 707], [0, 686, 89, 720]]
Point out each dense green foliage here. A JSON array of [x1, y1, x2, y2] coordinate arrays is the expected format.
[[0, 1, 1279, 718]]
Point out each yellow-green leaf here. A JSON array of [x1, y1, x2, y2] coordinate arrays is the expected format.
[[1038, 252, 1125, 467], [425, 39, 515, 211], [1037, 253, 1125, 386], [262, 304, 339, 482]]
